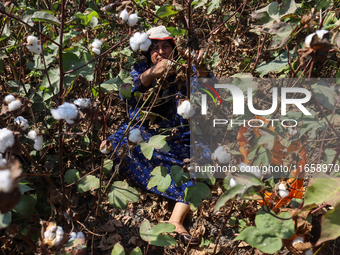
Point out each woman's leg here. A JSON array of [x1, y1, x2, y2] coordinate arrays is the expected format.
[[168, 202, 190, 235]]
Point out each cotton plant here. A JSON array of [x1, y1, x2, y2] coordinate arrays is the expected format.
[[0, 169, 13, 193], [28, 130, 43, 151], [212, 146, 231, 164], [304, 29, 329, 47], [14, 116, 29, 130], [278, 183, 289, 198], [91, 39, 102, 55], [43, 225, 65, 247], [177, 100, 195, 119], [0, 128, 15, 153], [51, 102, 78, 124], [26, 35, 42, 54], [74, 98, 91, 108], [119, 9, 138, 27], [128, 128, 143, 143], [130, 32, 152, 52]]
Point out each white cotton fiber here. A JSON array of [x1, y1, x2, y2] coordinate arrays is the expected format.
[[0, 154, 7, 167], [0, 170, 13, 193], [92, 39, 102, 49], [128, 128, 143, 143], [27, 35, 38, 46], [4, 95, 15, 103], [8, 100, 22, 111], [26, 44, 41, 54], [54, 226, 64, 246], [92, 48, 101, 55], [137, 32, 148, 45], [278, 183, 290, 198], [230, 177, 237, 187], [28, 130, 37, 141], [177, 100, 195, 119], [292, 236, 304, 247], [304, 33, 315, 47], [212, 146, 231, 164], [130, 36, 139, 52], [140, 39, 152, 52], [0, 128, 15, 153], [68, 232, 77, 242], [74, 98, 91, 108], [51, 102, 78, 124], [128, 13, 138, 27], [34, 135, 43, 151], [119, 9, 129, 22], [76, 231, 85, 240], [14, 116, 29, 130], [315, 29, 329, 39]]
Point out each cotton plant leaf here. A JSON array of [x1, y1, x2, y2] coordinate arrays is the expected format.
[[317, 203, 340, 246], [111, 243, 125, 255], [140, 135, 168, 160], [184, 183, 212, 211], [170, 165, 190, 186], [147, 166, 171, 193], [77, 175, 100, 193], [108, 181, 140, 209], [140, 219, 177, 246]]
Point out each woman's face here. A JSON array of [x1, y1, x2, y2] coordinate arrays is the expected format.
[[150, 40, 174, 65]]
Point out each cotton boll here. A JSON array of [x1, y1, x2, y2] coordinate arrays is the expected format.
[[305, 33, 315, 47], [128, 129, 143, 143], [8, 100, 23, 111], [0, 154, 7, 167], [0, 128, 15, 153], [26, 44, 41, 54], [14, 116, 29, 130], [128, 13, 138, 27], [140, 39, 152, 52], [28, 130, 38, 141], [230, 177, 237, 187], [54, 226, 64, 246], [100, 147, 108, 154], [130, 36, 139, 52], [92, 39, 102, 49], [212, 146, 231, 164], [68, 232, 77, 242], [4, 95, 15, 103], [74, 98, 91, 108], [27, 35, 38, 46], [0, 170, 13, 193], [177, 100, 195, 119], [34, 135, 43, 151], [137, 32, 148, 45], [51, 102, 78, 124], [292, 236, 304, 247], [278, 183, 290, 198], [44, 226, 57, 241], [119, 9, 129, 22], [76, 232, 85, 240], [316, 29, 329, 39], [92, 47, 101, 55]]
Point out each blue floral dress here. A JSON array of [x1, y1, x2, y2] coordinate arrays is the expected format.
[[108, 62, 206, 203]]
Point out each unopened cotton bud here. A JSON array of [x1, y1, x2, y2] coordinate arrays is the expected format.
[[140, 39, 152, 52], [212, 146, 231, 164], [34, 135, 43, 151], [137, 32, 148, 45], [14, 116, 29, 130], [292, 236, 304, 247], [51, 102, 78, 124], [92, 39, 102, 49], [230, 177, 237, 187], [177, 100, 195, 119], [74, 98, 91, 108], [128, 13, 138, 27], [0, 170, 13, 193], [4, 95, 15, 104], [27, 35, 38, 46], [278, 183, 289, 198], [92, 48, 101, 55], [119, 9, 129, 22], [28, 130, 38, 141], [8, 100, 22, 111], [128, 129, 143, 143], [0, 128, 15, 153], [0, 154, 7, 167]]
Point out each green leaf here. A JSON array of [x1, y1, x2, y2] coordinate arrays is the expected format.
[[129, 247, 142, 255], [147, 166, 171, 193], [214, 184, 244, 212], [65, 169, 80, 184], [111, 243, 125, 255], [0, 24, 10, 42], [155, 6, 179, 18], [103, 159, 114, 174], [279, 0, 297, 16], [108, 181, 140, 209], [171, 165, 190, 186], [13, 194, 37, 217], [267, 1, 280, 21], [304, 176, 340, 207], [40, 68, 60, 101], [74, 8, 99, 26], [167, 27, 185, 36], [0, 212, 11, 229], [207, 0, 221, 14], [77, 175, 100, 193], [63, 53, 94, 86], [184, 183, 212, 211], [100, 70, 133, 92], [140, 135, 168, 160], [140, 220, 177, 246], [18, 183, 33, 194], [317, 203, 340, 246], [31, 11, 61, 24], [256, 51, 293, 77], [196, 164, 216, 186], [234, 208, 295, 253], [311, 80, 338, 110]]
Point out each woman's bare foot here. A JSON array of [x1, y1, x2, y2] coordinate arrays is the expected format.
[[168, 220, 189, 235]]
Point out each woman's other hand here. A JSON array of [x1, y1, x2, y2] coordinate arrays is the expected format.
[[140, 59, 175, 87]]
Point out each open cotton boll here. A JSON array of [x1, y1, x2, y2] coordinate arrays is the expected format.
[[4, 95, 15, 104], [68, 232, 77, 242], [34, 135, 43, 151], [292, 236, 304, 247], [92, 39, 102, 49], [230, 177, 237, 187], [28, 130, 37, 141], [0, 170, 13, 193], [14, 116, 29, 130], [27, 35, 38, 46], [212, 146, 231, 164], [304, 33, 315, 47], [129, 128, 143, 143], [139, 39, 152, 52], [130, 36, 140, 52], [51, 102, 78, 124], [44, 226, 57, 241], [137, 32, 148, 45], [119, 9, 129, 22], [54, 226, 64, 246], [8, 100, 22, 111], [74, 98, 91, 108], [26, 44, 41, 54], [76, 231, 85, 240], [0, 128, 15, 153], [128, 13, 138, 27], [278, 183, 290, 198], [177, 100, 195, 119], [315, 29, 329, 39], [0, 154, 7, 167], [92, 47, 101, 55]]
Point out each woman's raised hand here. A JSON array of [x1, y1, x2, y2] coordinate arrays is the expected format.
[[150, 59, 175, 78]]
